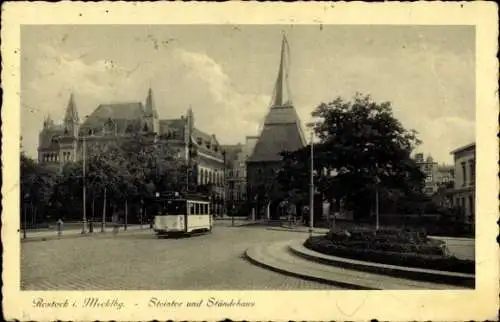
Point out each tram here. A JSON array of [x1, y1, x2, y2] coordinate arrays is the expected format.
[[153, 191, 213, 237]]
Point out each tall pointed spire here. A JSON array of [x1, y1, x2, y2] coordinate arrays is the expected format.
[[144, 87, 158, 118], [44, 113, 54, 128], [248, 34, 305, 163], [64, 92, 79, 124], [270, 33, 292, 108]]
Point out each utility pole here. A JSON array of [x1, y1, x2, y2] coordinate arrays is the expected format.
[[309, 130, 314, 237], [82, 137, 87, 234], [23, 202, 27, 239], [140, 198, 144, 229], [375, 176, 380, 231], [375, 187, 379, 231], [124, 199, 128, 231]]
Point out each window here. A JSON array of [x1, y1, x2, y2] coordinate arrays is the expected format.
[[189, 203, 195, 215], [461, 162, 467, 186], [162, 200, 187, 215], [197, 138, 202, 145], [195, 203, 200, 215], [469, 195, 474, 219], [469, 160, 475, 185]]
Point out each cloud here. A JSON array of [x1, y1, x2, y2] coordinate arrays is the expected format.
[[171, 48, 270, 139], [22, 42, 271, 158], [415, 116, 475, 163]]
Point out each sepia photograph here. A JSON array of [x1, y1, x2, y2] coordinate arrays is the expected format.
[[3, 2, 498, 321]]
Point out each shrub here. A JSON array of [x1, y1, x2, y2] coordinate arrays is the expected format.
[[304, 236, 474, 274]]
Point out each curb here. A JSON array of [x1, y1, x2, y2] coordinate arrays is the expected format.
[[267, 227, 329, 234], [289, 242, 475, 288], [21, 228, 152, 243], [243, 247, 375, 290]]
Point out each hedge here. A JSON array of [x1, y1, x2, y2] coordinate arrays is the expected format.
[[305, 236, 474, 274]]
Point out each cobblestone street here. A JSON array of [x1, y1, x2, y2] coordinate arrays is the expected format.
[[21, 225, 338, 290]]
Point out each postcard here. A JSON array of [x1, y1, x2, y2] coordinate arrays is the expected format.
[[2, 1, 498, 321]]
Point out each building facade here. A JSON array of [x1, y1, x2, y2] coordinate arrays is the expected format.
[[223, 136, 259, 215], [246, 35, 306, 219], [37, 89, 226, 214], [414, 153, 454, 195], [450, 143, 475, 223]]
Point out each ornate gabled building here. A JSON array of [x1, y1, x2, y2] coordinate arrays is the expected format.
[[246, 35, 306, 219], [37, 89, 227, 215]]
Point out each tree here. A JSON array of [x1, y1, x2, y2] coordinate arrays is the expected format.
[[280, 93, 425, 221], [21, 153, 57, 223]]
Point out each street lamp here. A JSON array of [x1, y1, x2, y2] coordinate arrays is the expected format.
[[306, 122, 315, 237], [23, 193, 30, 239], [81, 136, 87, 234], [375, 175, 381, 231]]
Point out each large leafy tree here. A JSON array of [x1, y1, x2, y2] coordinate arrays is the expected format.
[[279, 93, 424, 220]]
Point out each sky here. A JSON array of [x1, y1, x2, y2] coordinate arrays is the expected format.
[[21, 25, 475, 164]]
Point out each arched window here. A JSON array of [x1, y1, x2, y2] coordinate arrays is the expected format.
[[200, 168, 204, 185]]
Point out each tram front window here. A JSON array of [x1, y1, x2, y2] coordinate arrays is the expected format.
[[162, 200, 186, 215]]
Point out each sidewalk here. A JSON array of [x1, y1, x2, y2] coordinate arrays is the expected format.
[[21, 224, 150, 242]]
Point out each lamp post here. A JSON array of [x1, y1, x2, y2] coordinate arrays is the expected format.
[[23, 193, 29, 239], [375, 176, 380, 231], [309, 130, 314, 237], [101, 187, 107, 233], [81, 136, 87, 234]]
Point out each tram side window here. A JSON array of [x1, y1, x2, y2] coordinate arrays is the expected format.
[[195, 203, 200, 215], [189, 203, 195, 215], [204, 204, 208, 214]]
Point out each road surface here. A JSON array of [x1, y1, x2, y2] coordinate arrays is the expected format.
[[21, 224, 338, 290]]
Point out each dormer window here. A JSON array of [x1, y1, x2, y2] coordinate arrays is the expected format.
[[206, 141, 211, 149], [197, 138, 202, 145], [214, 146, 218, 152]]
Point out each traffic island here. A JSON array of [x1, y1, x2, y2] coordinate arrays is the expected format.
[[291, 241, 475, 288], [244, 240, 469, 290]]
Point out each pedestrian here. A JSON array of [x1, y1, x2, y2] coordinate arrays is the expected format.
[[112, 214, 119, 236], [56, 218, 64, 238], [303, 206, 309, 226], [290, 203, 297, 226]]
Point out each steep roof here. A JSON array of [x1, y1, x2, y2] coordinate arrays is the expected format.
[[192, 128, 223, 160], [247, 35, 305, 163], [80, 102, 145, 134], [247, 121, 305, 162]]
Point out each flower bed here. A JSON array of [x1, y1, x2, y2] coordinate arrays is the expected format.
[[305, 228, 474, 274]]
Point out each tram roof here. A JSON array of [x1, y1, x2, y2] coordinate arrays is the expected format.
[[154, 191, 210, 202]]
